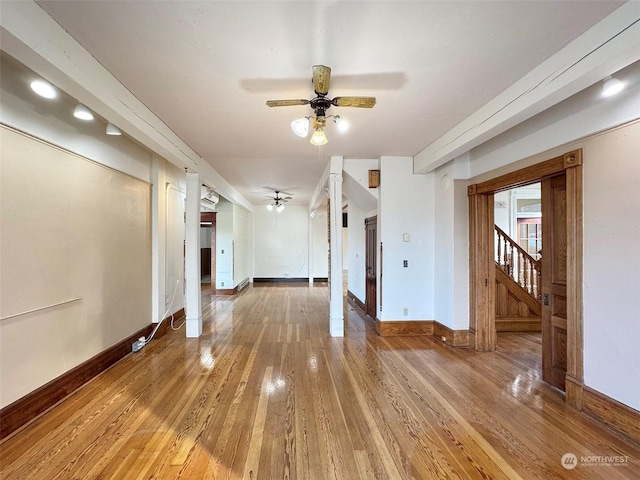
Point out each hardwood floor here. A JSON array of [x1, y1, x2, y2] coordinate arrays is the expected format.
[[1, 283, 638, 479]]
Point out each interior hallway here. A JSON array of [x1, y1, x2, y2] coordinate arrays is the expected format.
[[1, 284, 638, 479]]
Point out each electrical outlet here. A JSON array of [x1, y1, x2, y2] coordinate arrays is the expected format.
[[403, 307, 408, 316], [221, 282, 224, 286], [132, 339, 145, 352], [403, 260, 408, 268]]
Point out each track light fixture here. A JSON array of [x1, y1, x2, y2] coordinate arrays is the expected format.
[[73, 103, 94, 121], [30, 79, 57, 99], [602, 76, 624, 97], [106, 123, 122, 135]]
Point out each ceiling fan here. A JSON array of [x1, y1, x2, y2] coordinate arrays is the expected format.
[[266, 65, 376, 145], [265, 190, 292, 212]]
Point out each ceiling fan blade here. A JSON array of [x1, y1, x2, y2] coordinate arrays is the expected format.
[[332, 97, 376, 108], [266, 99, 310, 107], [312, 65, 331, 95]]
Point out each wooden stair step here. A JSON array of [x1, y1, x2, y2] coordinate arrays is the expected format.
[[496, 316, 541, 332]]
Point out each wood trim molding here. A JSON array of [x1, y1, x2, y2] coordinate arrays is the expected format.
[[582, 386, 640, 445], [475, 155, 565, 194], [215, 288, 236, 295], [375, 320, 434, 336], [563, 149, 583, 168], [565, 162, 584, 409], [468, 189, 495, 351], [215, 278, 251, 296], [433, 321, 470, 348], [347, 290, 366, 312], [0, 309, 184, 440]]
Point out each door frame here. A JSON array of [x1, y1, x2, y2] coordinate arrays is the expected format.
[[200, 212, 216, 293], [468, 149, 583, 408], [365, 215, 377, 319]]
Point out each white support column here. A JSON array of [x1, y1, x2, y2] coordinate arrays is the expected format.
[[185, 172, 202, 337], [328, 156, 344, 337], [151, 155, 166, 324], [308, 213, 314, 287]]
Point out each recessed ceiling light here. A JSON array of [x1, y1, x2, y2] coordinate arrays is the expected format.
[[73, 103, 94, 120], [30, 79, 57, 99], [602, 76, 624, 97]]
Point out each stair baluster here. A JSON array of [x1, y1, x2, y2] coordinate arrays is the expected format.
[[494, 225, 541, 300]]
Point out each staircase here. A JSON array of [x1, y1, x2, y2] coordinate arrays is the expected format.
[[494, 225, 542, 332]]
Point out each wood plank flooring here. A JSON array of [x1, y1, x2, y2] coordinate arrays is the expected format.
[[1, 283, 639, 479]]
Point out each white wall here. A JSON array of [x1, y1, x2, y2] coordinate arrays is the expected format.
[[378, 156, 434, 321], [215, 199, 234, 288], [0, 126, 152, 408], [433, 165, 469, 330], [312, 206, 329, 279], [253, 205, 310, 279], [347, 202, 367, 303], [162, 168, 186, 318], [233, 203, 252, 286], [494, 190, 511, 233], [0, 53, 189, 407], [582, 121, 640, 411]]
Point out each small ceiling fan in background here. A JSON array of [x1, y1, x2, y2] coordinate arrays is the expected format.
[[266, 65, 376, 145], [265, 190, 292, 212]]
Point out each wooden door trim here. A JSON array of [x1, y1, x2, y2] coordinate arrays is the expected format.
[[365, 216, 377, 319], [468, 149, 583, 408]]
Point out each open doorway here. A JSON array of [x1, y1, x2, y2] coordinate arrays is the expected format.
[[494, 183, 542, 334], [200, 212, 216, 293], [468, 150, 583, 405]]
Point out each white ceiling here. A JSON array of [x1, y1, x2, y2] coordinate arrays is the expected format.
[[35, 0, 624, 206]]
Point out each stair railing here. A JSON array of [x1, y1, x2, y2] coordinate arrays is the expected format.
[[495, 225, 541, 300]]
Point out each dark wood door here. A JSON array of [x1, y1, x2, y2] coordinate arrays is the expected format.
[[541, 173, 567, 391], [365, 216, 377, 318]]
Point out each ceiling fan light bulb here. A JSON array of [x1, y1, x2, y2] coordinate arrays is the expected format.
[[266, 204, 274, 211], [310, 128, 328, 146], [334, 116, 349, 133], [291, 118, 309, 137], [277, 204, 285, 212]]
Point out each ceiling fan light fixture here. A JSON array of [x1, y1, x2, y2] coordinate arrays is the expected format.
[[602, 76, 624, 97], [333, 115, 349, 133], [276, 204, 285, 212], [73, 103, 94, 120], [310, 128, 328, 146], [266, 204, 274, 211], [291, 117, 310, 137]]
